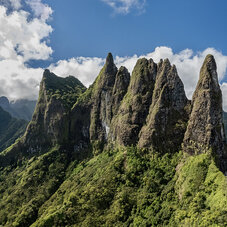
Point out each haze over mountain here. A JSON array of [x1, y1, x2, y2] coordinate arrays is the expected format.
[[0, 53, 226, 226], [0, 96, 36, 121], [0, 106, 27, 152]]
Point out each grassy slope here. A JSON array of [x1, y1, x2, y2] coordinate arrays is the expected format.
[[0, 146, 226, 226]]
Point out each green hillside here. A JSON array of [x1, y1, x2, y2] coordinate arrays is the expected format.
[[0, 146, 226, 226]]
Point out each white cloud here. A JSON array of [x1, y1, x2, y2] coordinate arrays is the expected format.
[[0, 1, 227, 113], [48, 47, 227, 111], [9, 0, 22, 10], [115, 47, 227, 99], [102, 0, 146, 14], [26, 0, 53, 21], [0, 6, 53, 62], [0, 59, 43, 100], [49, 57, 105, 87], [0, 1, 53, 100]]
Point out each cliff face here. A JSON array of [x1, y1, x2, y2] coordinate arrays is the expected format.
[[23, 69, 86, 150], [110, 58, 157, 146], [89, 53, 118, 145], [1, 53, 226, 167], [70, 53, 130, 152], [70, 53, 116, 151], [183, 55, 227, 171], [138, 60, 190, 153]]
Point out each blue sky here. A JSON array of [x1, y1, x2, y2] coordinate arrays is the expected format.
[[1, 0, 227, 110], [42, 0, 227, 61]]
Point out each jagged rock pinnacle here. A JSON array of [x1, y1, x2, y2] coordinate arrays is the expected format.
[[138, 59, 189, 152], [106, 52, 114, 65], [23, 70, 86, 148], [111, 58, 157, 146], [89, 53, 118, 144], [183, 54, 226, 171], [111, 66, 130, 116]]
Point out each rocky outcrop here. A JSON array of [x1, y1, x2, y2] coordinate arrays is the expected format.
[[23, 69, 86, 149], [138, 59, 190, 152], [183, 55, 227, 170], [111, 66, 130, 117], [110, 58, 157, 146], [1, 53, 227, 172], [70, 53, 131, 150], [89, 53, 118, 144]]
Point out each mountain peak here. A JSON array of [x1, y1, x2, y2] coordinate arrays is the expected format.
[[43, 69, 54, 80], [163, 58, 171, 66], [203, 54, 216, 69], [103, 52, 117, 77], [106, 52, 114, 65], [198, 54, 219, 89], [0, 96, 10, 108], [111, 57, 157, 146], [183, 54, 227, 171], [138, 58, 189, 151]]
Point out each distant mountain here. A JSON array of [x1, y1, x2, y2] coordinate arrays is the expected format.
[[0, 96, 36, 121], [0, 107, 27, 152], [223, 112, 227, 139], [0, 54, 227, 226]]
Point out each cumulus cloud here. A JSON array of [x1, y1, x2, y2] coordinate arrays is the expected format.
[[0, 1, 227, 112], [0, 59, 43, 100], [0, 6, 53, 61], [102, 0, 146, 14], [26, 0, 53, 21], [9, 0, 22, 10], [49, 47, 227, 110], [0, 0, 53, 100], [49, 57, 105, 87], [115, 47, 227, 99]]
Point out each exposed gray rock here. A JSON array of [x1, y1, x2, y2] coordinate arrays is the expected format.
[[183, 54, 227, 171], [89, 53, 118, 144], [110, 58, 157, 146], [23, 69, 85, 148], [111, 66, 130, 117], [138, 59, 190, 152]]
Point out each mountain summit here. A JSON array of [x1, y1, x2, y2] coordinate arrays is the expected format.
[[183, 55, 227, 171]]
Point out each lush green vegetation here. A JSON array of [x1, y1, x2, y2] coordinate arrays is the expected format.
[[0, 146, 72, 226], [0, 145, 226, 226], [0, 107, 27, 152], [43, 72, 86, 109]]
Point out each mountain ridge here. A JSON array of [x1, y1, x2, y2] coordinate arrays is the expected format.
[[0, 53, 226, 226]]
